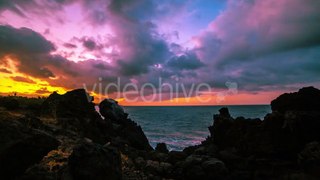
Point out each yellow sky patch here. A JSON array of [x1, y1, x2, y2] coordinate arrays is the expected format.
[[0, 57, 67, 97]]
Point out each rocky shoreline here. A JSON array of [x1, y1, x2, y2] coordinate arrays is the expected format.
[[0, 87, 320, 179]]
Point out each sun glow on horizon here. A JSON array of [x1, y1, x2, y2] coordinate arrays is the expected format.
[[0, 57, 67, 97]]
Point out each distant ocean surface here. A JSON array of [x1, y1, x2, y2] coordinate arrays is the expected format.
[[123, 105, 271, 151]]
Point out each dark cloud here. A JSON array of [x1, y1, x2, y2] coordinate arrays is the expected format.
[[196, 0, 320, 65], [0, 25, 55, 53], [99, 0, 172, 76], [10, 76, 36, 84], [166, 52, 204, 70], [0, 25, 56, 78], [0, 0, 37, 17], [35, 87, 51, 94], [82, 38, 96, 51], [63, 43, 77, 48], [192, 0, 320, 91]]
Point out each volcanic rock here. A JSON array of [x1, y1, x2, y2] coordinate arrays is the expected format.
[[68, 142, 122, 180], [271, 86, 320, 113], [155, 143, 169, 154], [99, 99, 128, 122], [0, 119, 59, 180]]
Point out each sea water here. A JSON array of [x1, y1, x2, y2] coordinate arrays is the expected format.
[[124, 105, 271, 151]]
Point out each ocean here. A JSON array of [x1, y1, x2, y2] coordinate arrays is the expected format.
[[124, 105, 271, 151]]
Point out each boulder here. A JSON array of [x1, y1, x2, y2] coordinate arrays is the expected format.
[[118, 120, 153, 151], [145, 160, 160, 174], [41, 89, 113, 144], [209, 107, 234, 147], [271, 86, 320, 113], [99, 99, 127, 122], [134, 157, 146, 169], [0, 97, 20, 110], [201, 158, 228, 178], [209, 108, 262, 150], [68, 142, 122, 180], [41, 89, 96, 124], [298, 141, 320, 168], [98, 98, 153, 151], [0, 119, 59, 180], [155, 143, 169, 154], [167, 151, 187, 164]]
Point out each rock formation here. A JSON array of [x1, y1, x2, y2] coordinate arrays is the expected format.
[[0, 119, 59, 180], [1, 86, 320, 179], [68, 142, 122, 180]]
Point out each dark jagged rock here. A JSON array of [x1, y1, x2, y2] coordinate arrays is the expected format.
[[167, 151, 187, 164], [208, 107, 234, 148], [299, 141, 320, 165], [99, 99, 128, 122], [68, 142, 122, 180], [298, 141, 320, 178], [0, 97, 19, 110], [209, 108, 263, 150], [41, 89, 96, 122], [155, 143, 169, 154], [271, 86, 320, 113], [197, 87, 320, 179], [0, 119, 59, 180], [115, 117, 153, 151], [99, 99, 153, 151], [42, 89, 152, 151], [201, 158, 228, 179], [2, 86, 320, 179], [41, 89, 114, 144]]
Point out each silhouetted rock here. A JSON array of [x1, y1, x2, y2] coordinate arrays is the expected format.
[[41, 89, 96, 123], [41, 89, 113, 144], [271, 86, 320, 113], [2, 86, 320, 179], [0, 97, 19, 110], [117, 119, 153, 151], [0, 119, 59, 180], [42, 90, 152, 151], [201, 158, 228, 179], [155, 143, 169, 154], [299, 141, 320, 166], [99, 99, 128, 122], [167, 151, 187, 164], [68, 142, 122, 180], [99, 98, 152, 151], [297, 141, 320, 178]]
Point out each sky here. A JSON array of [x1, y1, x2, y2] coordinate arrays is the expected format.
[[0, 0, 320, 105]]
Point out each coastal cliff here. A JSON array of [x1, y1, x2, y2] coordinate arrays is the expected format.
[[0, 87, 320, 179]]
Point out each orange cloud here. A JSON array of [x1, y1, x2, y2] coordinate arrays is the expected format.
[[0, 57, 67, 97]]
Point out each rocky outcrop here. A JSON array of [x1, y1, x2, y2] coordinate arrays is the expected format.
[[271, 86, 320, 113], [99, 99, 128, 122], [40, 90, 107, 144], [200, 87, 320, 179], [1, 86, 320, 180], [40, 89, 153, 151], [68, 142, 122, 180], [155, 143, 169, 154], [0, 119, 59, 180], [99, 99, 153, 151], [41, 89, 102, 131]]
